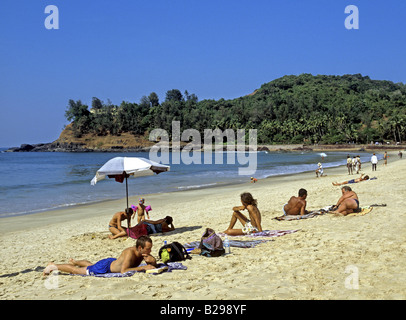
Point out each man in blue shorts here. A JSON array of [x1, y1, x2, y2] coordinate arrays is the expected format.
[[43, 236, 157, 276]]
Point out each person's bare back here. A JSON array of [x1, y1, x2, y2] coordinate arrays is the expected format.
[[108, 211, 127, 228], [246, 204, 261, 230], [283, 189, 308, 216]]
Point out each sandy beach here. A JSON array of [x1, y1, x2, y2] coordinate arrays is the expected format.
[[0, 152, 405, 300]]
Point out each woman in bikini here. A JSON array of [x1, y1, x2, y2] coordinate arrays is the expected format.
[[223, 192, 262, 236], [331, 186, 359, 216]]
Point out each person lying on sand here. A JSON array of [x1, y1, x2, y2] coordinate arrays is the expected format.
[[43, 236, 157, 276], [142, 216, 175, 234], [108, 208, 133, 239], [223, 192, 262, 236], [283, 188, 308, 216], [332, 173, 369, 186], [330, 186, 359, 216]]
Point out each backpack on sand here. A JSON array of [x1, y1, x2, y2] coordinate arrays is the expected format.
[[199, 228, 225, 257], [159, 241, 191, 264]]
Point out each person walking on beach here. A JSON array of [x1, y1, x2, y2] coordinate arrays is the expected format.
[[383, 151, 388, 166], [352, 156, 357, 173], [43, 236, 157, 276], [355, 155, 361, 174], [282, 188, 308, 216], [223, 192, 262, 236], [330, 186, 359, 216], [371, 153, 378, 171], [108, 208, 133, 239], [346, 155, 353, 175]]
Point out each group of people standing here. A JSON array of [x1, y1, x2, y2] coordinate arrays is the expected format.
[[347, 151, 390, 173], [346, 155, 363, 174]]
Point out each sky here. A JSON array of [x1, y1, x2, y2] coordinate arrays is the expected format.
[[0, 0, 405, 147]]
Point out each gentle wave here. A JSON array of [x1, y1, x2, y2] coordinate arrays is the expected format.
[[0, 150, 378, 218], [176, 182, 218, 190]]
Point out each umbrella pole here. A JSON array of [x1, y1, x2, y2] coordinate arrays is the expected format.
[[125, 175, 130, 230]]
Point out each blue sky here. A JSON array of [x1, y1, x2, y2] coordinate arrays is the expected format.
[[0, 0, 405, 147]]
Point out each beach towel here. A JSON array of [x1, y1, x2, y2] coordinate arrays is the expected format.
[[126, 223, 148, 239], [347, 206, 373, 216], [274, 206, 333, 221], [184, 239, 272, 249], [71, 262, 187, 278], [217, 229, 300, 238]]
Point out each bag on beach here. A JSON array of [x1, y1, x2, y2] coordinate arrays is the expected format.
[[159, 241, 191, 264], [199, 228, 225, 257]]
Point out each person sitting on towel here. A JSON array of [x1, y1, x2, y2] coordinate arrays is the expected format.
[[223, 192, 262, 236], [43, 236, 157, 276], [330, 186, 359, 216], [283, 188, 308, 216]]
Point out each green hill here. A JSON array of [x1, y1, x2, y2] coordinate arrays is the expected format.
[[64, 74, 406, 145]]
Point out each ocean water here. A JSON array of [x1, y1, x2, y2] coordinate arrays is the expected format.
[[0, 149, 377, 218]]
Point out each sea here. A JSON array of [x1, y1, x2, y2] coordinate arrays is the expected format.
[[0, 148, 379, 218]]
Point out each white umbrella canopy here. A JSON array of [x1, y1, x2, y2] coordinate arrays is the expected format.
[[90, 157, 170, 228], [91, 157, 170, 185]]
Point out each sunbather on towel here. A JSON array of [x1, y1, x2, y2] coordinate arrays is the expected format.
[[42, 236, 157, 276], [332, 173, 369, 186], [223, 192, 262, 236], [283, 188, 308, 216], [142, 216, 175, 234], [330, 186, 359, 216]]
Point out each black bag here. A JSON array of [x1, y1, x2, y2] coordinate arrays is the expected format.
[[159, 241, 191, 263], [199, 228, 225, 257]]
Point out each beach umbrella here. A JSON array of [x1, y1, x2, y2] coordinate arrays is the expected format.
[[90, 157, 170, 228]]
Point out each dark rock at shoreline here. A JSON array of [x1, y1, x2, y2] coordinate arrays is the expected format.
[[5, 142, 151, 153]]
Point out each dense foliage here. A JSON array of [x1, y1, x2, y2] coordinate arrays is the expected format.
[[65, 74, 406, 144]]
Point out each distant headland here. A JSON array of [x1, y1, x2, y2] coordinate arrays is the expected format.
[[6, 74, 406, 152]]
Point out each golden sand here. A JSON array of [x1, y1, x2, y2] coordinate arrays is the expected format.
[[0, 152, 405, 300]]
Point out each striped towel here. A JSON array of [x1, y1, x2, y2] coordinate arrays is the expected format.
[[71, 262, 187, 278], [217, 229, 300, 238], [184, 239, 272, 249]]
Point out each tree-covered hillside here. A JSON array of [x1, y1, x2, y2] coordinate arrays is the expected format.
[[65, 74, 406, 144]]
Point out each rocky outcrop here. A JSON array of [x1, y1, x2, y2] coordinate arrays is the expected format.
[[5, 142, 152, 152]]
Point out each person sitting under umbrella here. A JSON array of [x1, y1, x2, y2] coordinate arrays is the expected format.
[[108, 208, 133, 239]]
